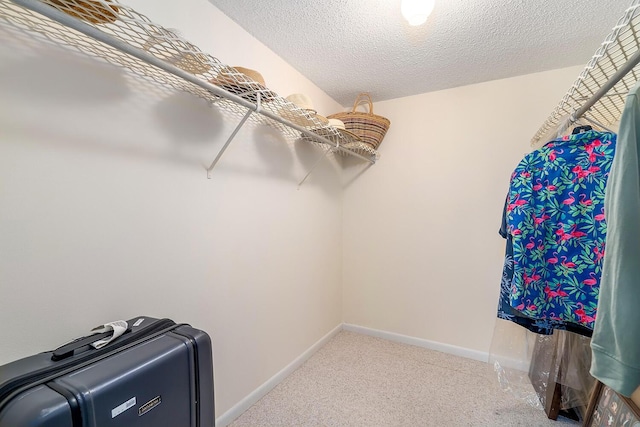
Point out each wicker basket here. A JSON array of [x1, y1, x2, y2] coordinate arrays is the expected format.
[[327, 93, 390, 150]]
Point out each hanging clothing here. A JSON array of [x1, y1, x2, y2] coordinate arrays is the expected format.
[[504, 130, 616, 331], [498, 198, 593, 336], [591, 83, 640, 397]]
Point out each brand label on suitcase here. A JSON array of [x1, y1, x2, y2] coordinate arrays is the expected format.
[[139, 396, 162, 416], [111, 396, 136, 418]]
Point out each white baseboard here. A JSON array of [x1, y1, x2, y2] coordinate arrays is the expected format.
[[215, 323, 342, 427], [342, 323, 490, 363]]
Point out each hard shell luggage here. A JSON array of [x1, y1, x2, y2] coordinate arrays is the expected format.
[[0, 316, 214, 426]]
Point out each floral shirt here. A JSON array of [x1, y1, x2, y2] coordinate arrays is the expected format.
[[498, 198, 593, 336], [505, 130, 616, 330]]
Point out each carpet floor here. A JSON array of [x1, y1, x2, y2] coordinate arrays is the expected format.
[[229, 330, 580, 426]]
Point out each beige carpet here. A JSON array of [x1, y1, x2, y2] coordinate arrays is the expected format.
[[229, 330, 580, 426]]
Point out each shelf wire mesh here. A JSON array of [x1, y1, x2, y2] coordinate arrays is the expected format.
[[532, 0, 640, 146], [1, 0, 378, 161]]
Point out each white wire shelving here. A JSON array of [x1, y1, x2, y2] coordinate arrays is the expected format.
[[532, 0, 640, 147], [0, 0, 379, 184]]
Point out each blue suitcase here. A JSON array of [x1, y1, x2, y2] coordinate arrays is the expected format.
[[0, 316, 214, 426]]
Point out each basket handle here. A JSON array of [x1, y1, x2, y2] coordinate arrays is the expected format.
[[351, 93, 374, 114]]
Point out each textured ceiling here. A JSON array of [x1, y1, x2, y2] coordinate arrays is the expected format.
[[208, 0, 633, 106]]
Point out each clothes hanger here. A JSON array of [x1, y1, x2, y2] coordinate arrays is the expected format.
[[572, 125, 593, 135], [556, 113, 615, 138], [581, 115, 615, 133]]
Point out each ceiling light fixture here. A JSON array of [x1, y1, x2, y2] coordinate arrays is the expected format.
[[401, 0, 435, 26]]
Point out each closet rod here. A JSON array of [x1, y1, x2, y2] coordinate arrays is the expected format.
[[571, 46, 640, 123]]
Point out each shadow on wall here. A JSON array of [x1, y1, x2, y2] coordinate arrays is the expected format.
[[292, 133, 343, 192], [0, 50, 130, 104], [257, 125, 342, 192], [0, 40, 224, 170], [342, 160, 373, 189], [201, 123, 343, 192], [253, 125, 294, 179], [154, 92, 224, 145]]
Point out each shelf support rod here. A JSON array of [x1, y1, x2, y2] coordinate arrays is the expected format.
[[206, 92, 261, 178], [298, 145, 336, 188], [207, 107, 253, 178]]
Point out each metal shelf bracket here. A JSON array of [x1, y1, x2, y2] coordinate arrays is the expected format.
[[207, 93, 262, 179], [298, 143, 337, 188]]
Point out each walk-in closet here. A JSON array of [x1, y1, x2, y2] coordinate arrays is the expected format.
[[1, 0, 640, 426]]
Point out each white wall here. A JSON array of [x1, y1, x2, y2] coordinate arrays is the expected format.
[[342, 66, 584, 355], [0, 0, 344, 420]]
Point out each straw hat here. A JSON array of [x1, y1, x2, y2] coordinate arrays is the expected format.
[[212, 66, 266, 86], [303, 118, 362, 143], [280, 93, 329, 127], [209, 66, 274, 102], [230, 67, 266, 86], [49, 0, 119, 24], [327, 118, 361, 141], [170, 52, 210, 74], [142, 28, 211, 74], [286, 94, 316, 114]]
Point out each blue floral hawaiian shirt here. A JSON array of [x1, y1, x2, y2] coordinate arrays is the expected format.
[[504, 130, 616, 330], [498, 198, 593, 336]]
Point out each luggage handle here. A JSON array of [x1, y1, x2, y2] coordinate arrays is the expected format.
[[51, 327, 132, 361], [0, 318, 178, 410]]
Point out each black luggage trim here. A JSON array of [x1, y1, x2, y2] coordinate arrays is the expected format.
[[0, 320, 184, 410], [47, 381, 82, 427], [169, 329, 201, 427]]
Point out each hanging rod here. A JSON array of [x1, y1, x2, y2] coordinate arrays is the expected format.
[[7, 0, 376, 178], [573, 91, 629, 101], [571, 47, 640, 123]]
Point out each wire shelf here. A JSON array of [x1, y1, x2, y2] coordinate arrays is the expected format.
[[532, 0, 640, 146], [0, 0, 379, 167]]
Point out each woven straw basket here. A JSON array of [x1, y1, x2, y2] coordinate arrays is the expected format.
[[328, 93, 390, 150]]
